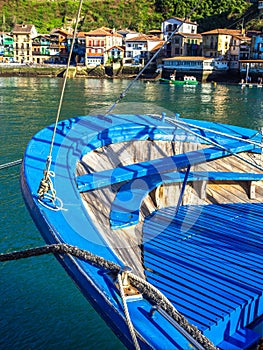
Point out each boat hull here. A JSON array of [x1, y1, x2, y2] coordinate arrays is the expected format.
[[20, 114, 263, 350], [159, 78, 198, 85]]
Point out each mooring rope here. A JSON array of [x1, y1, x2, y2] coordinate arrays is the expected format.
[[0, 159, 22, 170], [0, 243, 218, 350], [117, 272, 140, 350]]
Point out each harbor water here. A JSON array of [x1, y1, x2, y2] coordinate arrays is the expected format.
[[1, 77, 263, 349]]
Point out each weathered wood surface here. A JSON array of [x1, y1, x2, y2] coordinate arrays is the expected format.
[[77, 140, 263, 276]]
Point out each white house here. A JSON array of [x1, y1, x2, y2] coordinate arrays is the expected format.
[[161, 17, 198, 57], [125, 34, 164, 63], [162, 17, 198, 42], [162, 56, 229, 72]]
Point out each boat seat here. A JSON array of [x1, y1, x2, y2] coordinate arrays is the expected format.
[[110, 171, 263, 229], [143, 203, 263, 347], [76, 140, 255, 193]]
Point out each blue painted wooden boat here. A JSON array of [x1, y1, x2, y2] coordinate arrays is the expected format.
[[21, 113, 263, 349]]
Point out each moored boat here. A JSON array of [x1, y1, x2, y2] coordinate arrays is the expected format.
[[20, 112, 263, 350], [159, 74, 198, 85]]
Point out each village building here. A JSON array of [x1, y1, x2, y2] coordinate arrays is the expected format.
[[106, 46, 125, 63], [124, 34, 164, 64], [162, 56, 229, 72], [228, 33, 251, 70], [0, 32, 14, 63], [170, 32, 202, 57], [162, 17, 198, 57], [67, 31, 86, 65], [85, 27, 123, 66], [201, 29, 243, 59], [12, 24, 37, 63], [32, 35, 51, 64], [49, 28, 69, 63], [250, 32, 263, 59]]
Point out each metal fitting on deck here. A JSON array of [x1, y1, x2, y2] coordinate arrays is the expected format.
[[119, 266, 132, 287], [150, 305, 159, 318], [117, 266, 141, 298]]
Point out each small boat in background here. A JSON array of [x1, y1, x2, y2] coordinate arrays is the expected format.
[[160, 73, 198, 85]]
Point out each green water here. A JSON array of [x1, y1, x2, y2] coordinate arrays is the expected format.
[[1, 77, 263, 349]]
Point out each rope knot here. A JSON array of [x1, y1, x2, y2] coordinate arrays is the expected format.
[[37, 170, 56, 199]]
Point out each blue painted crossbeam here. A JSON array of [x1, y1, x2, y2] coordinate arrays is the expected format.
[[109, 171, 263, 229], [76, 141, 255, 192]]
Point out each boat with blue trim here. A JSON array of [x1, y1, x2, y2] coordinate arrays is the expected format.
[[21, 111, 263, 350]]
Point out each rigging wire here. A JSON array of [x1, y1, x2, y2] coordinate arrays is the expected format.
[[105, 0, 204, 115], [44, 0, 83, 175], [167, 116, 263, 172], [171, 117, 263, 149]]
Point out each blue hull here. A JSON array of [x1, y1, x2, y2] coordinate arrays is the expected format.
[[21, 114, 263, 349]]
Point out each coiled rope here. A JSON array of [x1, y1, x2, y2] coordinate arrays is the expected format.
[[0, 243, 218, 350]]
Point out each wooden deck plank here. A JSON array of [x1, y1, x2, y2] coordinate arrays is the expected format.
[[145, 235, 263, 291]]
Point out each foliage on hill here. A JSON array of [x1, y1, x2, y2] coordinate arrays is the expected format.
[[0, 0, 258, 34]]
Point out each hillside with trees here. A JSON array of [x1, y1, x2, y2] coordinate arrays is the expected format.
[[0, 0, 261, 34]]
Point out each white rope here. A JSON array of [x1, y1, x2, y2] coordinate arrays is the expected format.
[[37, 0, 83, 207], [117, 273, 140, 350], [167, 117, 263, 172], [45, 0, 83, 174], [37, 170, 67, 211]]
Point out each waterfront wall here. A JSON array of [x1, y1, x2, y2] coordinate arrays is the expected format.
[[0, 64, 154, 78], [0, 63, 243, 83]]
